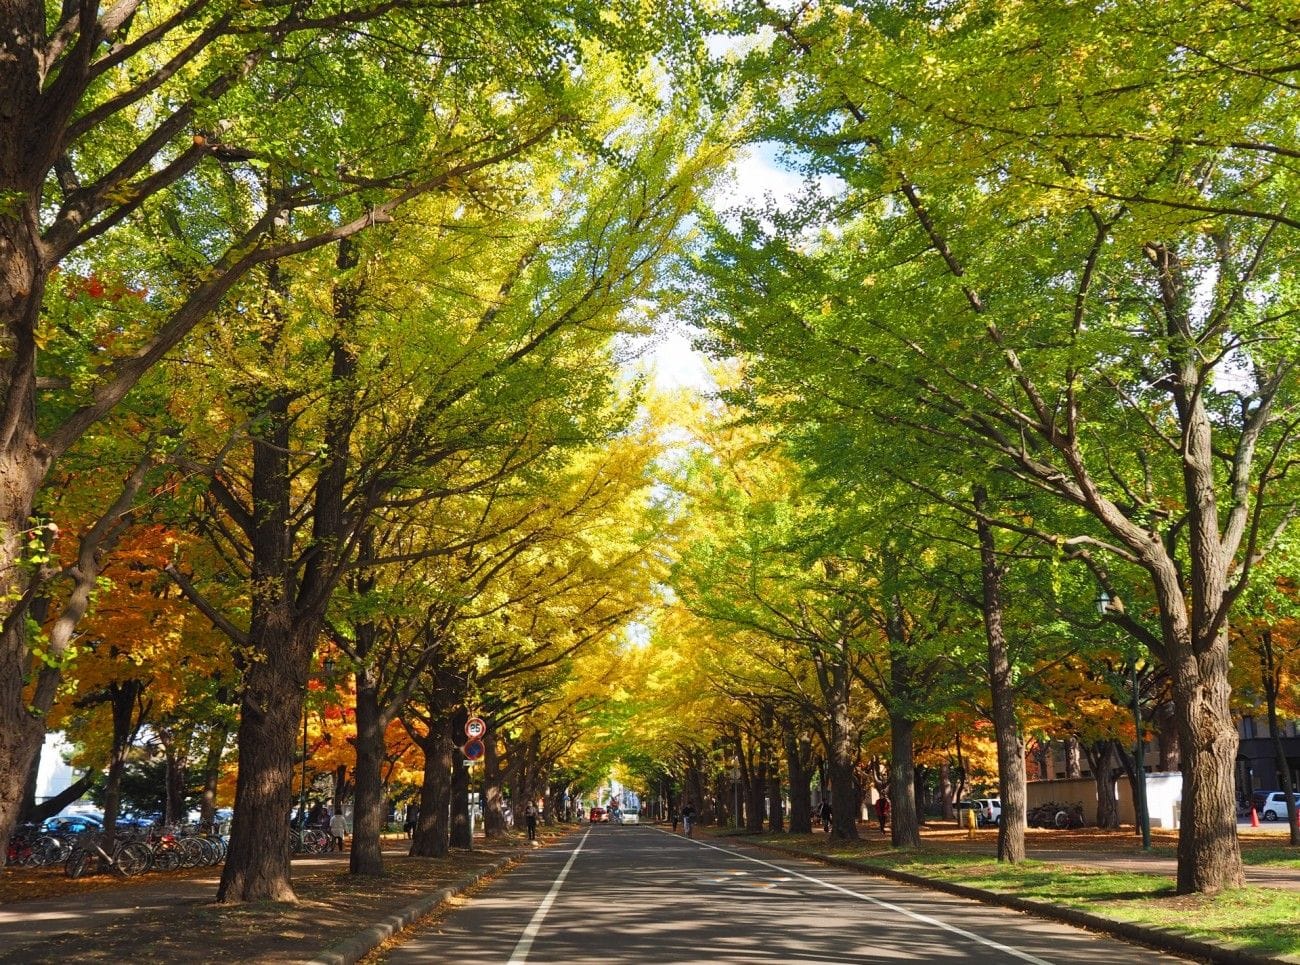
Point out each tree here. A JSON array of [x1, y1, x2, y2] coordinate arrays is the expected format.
[[699, 0, 1300, 892], [0, 0, 712, 869]]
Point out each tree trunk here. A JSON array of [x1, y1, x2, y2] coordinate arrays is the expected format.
[[746, 740, 766, 833], [889, 713, 920, 848], [218, 621, 312, 903], [409, 719, 453, 858], [1153, 701, 1180, 772], [1086, 741, 1120, 829], [483, 731, 506, 838], [1167, 623, 1244, 892], [767, 742, 784, 832], [350, 663, 386, 875], [449, 709, 472, 849], [939, 762, 954, 820], [975, 487, 1026, 863], [198, 722, 229, 826], [828, 702, 859, 841], [783, 724, 813, 833]]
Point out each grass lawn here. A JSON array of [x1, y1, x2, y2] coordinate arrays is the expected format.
[[751, 832, 1300, 960]]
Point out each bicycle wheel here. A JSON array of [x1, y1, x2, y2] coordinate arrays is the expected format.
[[114, 842, 152, 877], [31, 835, 65, 867], [304, 829, 331, 854], [65, 849, 92, 879], [151, 844, 182, 871], [1054, 809, 1069, 829]]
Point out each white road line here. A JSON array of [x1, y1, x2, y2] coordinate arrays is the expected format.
[[669, 830, 1055, 965], [505, 827, 591, 965]]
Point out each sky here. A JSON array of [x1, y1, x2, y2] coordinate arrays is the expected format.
[[634, 142, 806, 392]]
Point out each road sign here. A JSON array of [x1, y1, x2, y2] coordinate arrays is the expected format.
[[465, 717, 487, 740], [463, 737, 486, 761]]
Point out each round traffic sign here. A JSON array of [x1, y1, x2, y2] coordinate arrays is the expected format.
[[463, 737, 486, 761], [465, 717, 487, 739]]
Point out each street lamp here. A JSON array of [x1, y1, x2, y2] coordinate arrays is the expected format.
[[1098, 591, 1150, 850]]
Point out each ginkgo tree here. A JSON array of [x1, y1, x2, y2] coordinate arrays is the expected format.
[[699, 0, 1300, 893]]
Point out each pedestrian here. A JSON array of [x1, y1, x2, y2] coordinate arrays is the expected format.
[[681, 802, 695, 837], [525, 803, 538, 842], [330, 809, 347, 852], [877, 795, 890, 833], [404, 802, 420, 838], [671, 808, 678, 833], [307, 800, 326, 829], [818, 799, 832, 833]]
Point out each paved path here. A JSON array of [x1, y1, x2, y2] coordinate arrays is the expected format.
[[383, 824, 1194, 964]]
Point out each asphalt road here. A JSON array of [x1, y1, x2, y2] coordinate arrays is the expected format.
[[382, 825, 1194, 964]]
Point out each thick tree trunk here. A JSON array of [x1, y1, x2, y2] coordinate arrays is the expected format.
[[449, 709, 472, 849], [350, 664, 386, 875], [1153, 701, 1180, 771], [939, 763, 954, 820], [483, 732, 507, 838], [783, 725, 813, 833], [889, 713, 920, 848], [828, 702, 859, 841], [218, 622, 312, 903], [1086, 741, 1120, 829], [975, 487, 1026, 863], [409, 720, 453, 858]]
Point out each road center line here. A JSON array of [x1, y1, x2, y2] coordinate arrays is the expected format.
[[670, 830, 1055, 965], [505, 827, 592, 965]]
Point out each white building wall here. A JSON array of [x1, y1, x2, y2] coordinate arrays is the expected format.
[[35, 732, 79, 804]]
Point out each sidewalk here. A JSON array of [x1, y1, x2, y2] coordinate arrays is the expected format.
[[0, 836, 543, 964]]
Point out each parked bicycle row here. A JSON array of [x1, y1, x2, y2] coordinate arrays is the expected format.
[[6, 822, 228, 877]]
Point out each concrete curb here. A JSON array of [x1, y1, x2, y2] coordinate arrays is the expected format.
[[734, 837, 1300, 965], [308, 855, 516, 965]]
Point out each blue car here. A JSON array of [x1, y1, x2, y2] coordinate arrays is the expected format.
[[41, 814, 103, 835]]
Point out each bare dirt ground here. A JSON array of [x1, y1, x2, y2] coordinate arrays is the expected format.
[[0, 834, 557, 964]]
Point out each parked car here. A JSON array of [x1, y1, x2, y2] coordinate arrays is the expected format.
[[41, 814, 102, 835], [588, 806, 607, 823], [954, 801, 981, 825], [1251, 790, 1300, 822], [976, 798, 1002, 826]]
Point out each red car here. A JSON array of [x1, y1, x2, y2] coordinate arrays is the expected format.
[[588, 806, 607, 823]]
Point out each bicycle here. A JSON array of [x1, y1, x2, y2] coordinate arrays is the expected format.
[[64, 831, 152, 878]]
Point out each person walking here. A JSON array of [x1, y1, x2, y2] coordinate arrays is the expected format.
[[818, 799, 832, 833], [681, 802, 695, 837], [330, 809, 348, 852], [525, 803, 538, 842], [671, 807, 678, 833], [877, 795, 890, 834]]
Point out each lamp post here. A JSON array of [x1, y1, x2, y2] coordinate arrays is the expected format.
[[1098, 591, 1150, 850]]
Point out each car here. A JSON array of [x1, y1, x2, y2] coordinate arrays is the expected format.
[[41, 814, 103, 835], [589, 806, 607, 823], [1251, 790, 1299, 822], [620, 808, 640, 825], [975, 798, 1002, 826], [954, 801, 981, 825]]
